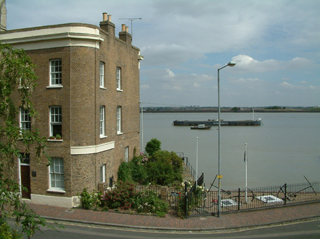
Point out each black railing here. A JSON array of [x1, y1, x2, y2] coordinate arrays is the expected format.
[[182, 156, 196, 182], [108, 180, 319, 218], [186, 181, 320, 217]]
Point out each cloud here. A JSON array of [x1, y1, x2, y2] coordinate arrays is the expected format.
[[165, 69, 175, 78], [231, 78, 263, 84], [193, 82, 200, 87], [231, 55, 314, 74], [279, 81, 318, 91], [5, 0, 320, 107], [287, 57, 313, 69], [231, 55, 280, 73]]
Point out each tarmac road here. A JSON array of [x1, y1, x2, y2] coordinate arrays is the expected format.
[[16, 218, 320, 239]]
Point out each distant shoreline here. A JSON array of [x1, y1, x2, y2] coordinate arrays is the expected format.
[[143, 109, 320, 113]]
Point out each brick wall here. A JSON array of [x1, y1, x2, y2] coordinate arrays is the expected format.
[[8, 23, 141, 199]]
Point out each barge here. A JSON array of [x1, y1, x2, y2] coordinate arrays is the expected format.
[[174, 118, 262, 126]]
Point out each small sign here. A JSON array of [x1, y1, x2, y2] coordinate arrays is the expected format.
[[171, 192, 180, 197], [217, 175, 223, 179]]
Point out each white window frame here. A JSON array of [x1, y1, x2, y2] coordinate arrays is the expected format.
[[100, 164, 106, 183], [116, 67, 122, 91], [20, 107, 31, 131], [100, 106, 105, 137], [117, 106, 122, 134], [49, 157, 64, 191], [50, 106, 62, 137], [50, 59, 62, 86], [100, 62, 105, 88], [125, 146, 129, 162]]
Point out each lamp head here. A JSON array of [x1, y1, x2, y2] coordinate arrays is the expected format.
[[227, 61, 236, 67]]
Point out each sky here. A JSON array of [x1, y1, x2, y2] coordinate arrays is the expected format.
[[6, 0, 320, 107]]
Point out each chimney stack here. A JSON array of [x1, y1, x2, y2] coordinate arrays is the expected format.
[[100, 11, 115, 35], [119, 24, 132, 44], [103, 12, 108, 21]]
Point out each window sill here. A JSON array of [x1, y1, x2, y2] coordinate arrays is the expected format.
[[117, 132, 123, 135], [47, 85, 63, 89], [47, 189, 65, 194], [100, 135, 107, 139], [47, 139, 63, 142], [100, 87, 107, 90], [116, 89, 123, 92]]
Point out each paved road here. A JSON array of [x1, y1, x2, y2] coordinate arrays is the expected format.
[[20, 218, 320, 239]]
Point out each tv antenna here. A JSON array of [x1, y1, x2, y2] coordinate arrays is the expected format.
[[119, 18, 142, 38]]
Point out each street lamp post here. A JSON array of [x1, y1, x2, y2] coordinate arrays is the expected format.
[[217, 61, 236, 217]]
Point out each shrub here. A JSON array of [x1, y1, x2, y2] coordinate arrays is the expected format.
[[130, 155, 148, 184], [118, 162, 132, 182], [80, 188, 93, 209], [147, 158, 175, 185], [117, 140, 183, 186], [147, 150, 183, 185], [145, 138, 161, 156], [79, 188, 102, 210], [102, 181, 136, 210], [133, 191, 168, 215]]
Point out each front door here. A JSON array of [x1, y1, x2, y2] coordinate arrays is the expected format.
[[21, 165, 31, 198], [20, 153, 31, 199]]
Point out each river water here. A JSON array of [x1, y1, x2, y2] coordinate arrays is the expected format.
[[141, 112, 320, 190]]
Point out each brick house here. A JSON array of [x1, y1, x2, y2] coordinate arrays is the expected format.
[[0, 13, 143, 207]]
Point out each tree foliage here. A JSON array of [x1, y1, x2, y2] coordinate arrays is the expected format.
[[118, 146, 183, 186], [0, 43, 47, 171], [145, 138, 161, 156], [147, 150, 183, 185], [0, 43, 54, 238], [231, 107, 240, 112]]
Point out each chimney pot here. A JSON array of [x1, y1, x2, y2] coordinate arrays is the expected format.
[[103, 12, 108, 21], [122, 24, 126, 32], [107, 15, 112, 22], [125, 26, 129, 32]]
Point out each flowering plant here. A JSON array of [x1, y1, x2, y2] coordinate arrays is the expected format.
[[133, 190, 168, 216], [102, 181, 135, 209]]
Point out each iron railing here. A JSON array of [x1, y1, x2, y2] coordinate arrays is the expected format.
[[186, 181, 320, 217]]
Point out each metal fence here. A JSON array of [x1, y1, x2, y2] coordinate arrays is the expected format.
[[186, 181, 320, 217], [129, 180, 319, 217]]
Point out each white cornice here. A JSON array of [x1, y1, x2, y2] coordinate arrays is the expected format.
[[70, 141, 115, 155], [0, 26, 104, 50]]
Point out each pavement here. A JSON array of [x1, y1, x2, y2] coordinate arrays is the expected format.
[[26, 202, 320, 232]]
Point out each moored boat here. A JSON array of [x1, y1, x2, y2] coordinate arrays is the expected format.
[[174, 118, 262, 127], [190, 124, 212, 130]]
